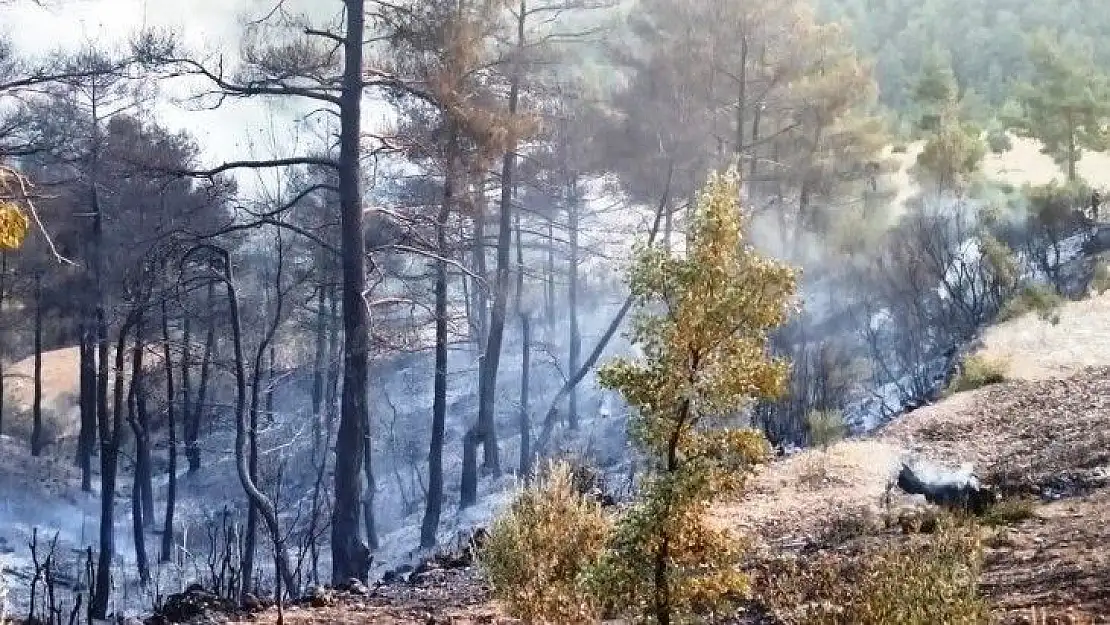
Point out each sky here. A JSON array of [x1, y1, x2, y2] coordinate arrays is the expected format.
[[2, 0, 370, 196]]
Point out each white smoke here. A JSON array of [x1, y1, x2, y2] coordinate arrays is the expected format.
[[904, 456, 980, 489]]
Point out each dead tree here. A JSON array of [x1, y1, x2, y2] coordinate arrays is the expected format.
[[183, 243, 297, 598]]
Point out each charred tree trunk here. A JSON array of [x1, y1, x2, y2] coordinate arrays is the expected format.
[[0, 253, 6, 436], [132, 315, 154, 527], [332, 0, 374, 585], [421, 128, 456, 547], [544, 220, 555, 322], [31, 272, 44, 456], [311, 285, 327, 462], [515, 203, 531, 477], [128, 316, 151, 585], [78, 322, 96, 491], [567, 177, 581, 431], [90, 312, 135, 620], [197, 244, 297, 597], [190, 283, 216, 473], [181, 312, 196, 473], [160, 298, 177, 563], [244, 243, 287, 600]]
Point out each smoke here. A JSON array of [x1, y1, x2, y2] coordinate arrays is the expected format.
[[904, 456, 981, 489]]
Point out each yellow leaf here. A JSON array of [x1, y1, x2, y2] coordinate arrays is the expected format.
[[0, 202, 29, 251]]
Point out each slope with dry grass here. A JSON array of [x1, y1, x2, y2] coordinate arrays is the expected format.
[[715, 289, 1110, 622]]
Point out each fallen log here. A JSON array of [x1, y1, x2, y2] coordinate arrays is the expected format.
[[897, 462, 997, 515]]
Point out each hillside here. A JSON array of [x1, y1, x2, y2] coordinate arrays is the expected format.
[[719, 289, 1110, 623]]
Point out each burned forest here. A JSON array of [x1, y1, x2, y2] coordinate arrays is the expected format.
[[2, 0, 1110, 623]]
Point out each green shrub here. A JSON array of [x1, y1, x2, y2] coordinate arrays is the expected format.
[[948, 354, 1008, 393], [758, 516, 990, 625], [481, 461, 612, 624], [806, 409, 847, 450], [998, 283, 1065, 324], [892, 143, 909, 154], [986, 128, 1012, 154]]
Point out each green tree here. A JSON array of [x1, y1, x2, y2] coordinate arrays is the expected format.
[[1007, 31, 1110, 182], [592, 167, 797, 624], [910, 54, 985, 193]]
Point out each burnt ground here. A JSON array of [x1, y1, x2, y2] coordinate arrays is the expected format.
[[223, 568, 516, 625], [136, 367, 1110, 624]]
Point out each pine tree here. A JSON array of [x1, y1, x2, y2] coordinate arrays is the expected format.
[[591, 167, 797, 624], [1007, 30, 1110, 182], [911, 53, 985, 192]]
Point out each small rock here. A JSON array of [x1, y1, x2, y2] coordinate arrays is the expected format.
[[346, 577, 369, 595], [242, 592, 262, 611]]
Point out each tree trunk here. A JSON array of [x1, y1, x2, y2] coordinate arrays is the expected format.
[[78, 322, 96, 491], [515, 205, 531, 477], [181, 311, 196, 473], [160, 299, 177, 563], [211, 245, 297, 597], [190, 283, 216, 473], [90, 312, 134, 620], [0, 253, 6, 437], [567, 176, 581, 431], [476, 42, 526, 473], [128, 317, 151, 585], [244, 247, 287, 600], [735, 35, 748, 158], [332, 0, 373, 585], [311, 285, 327, 462], [133, 315, 154, 527], [31, 273, 44, 456], [544, 220, 555, 322], [421, 128, 456, 547]]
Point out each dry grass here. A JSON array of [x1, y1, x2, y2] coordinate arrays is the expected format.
[[979, 290, 1110, 382], [2, 346, 82, 443], [756, 517, 991, 625], [715, 440, 903, 546], [883, 134, 1110, 221], [948, 354, 1010, 393]]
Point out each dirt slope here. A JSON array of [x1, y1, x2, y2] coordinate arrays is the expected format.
[[717, 288, 1110, 622]]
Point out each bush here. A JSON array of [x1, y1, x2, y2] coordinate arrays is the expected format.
[[998, 283, 1065, 324], [891, 143, 909, 154], [481, 461, 612, 624], [758, 516, 990, 624], [806, 409, 847, 450], [948, 354, 1008, 393], [980, 497, 1036, 527], [986, 128, 1013, 154]]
